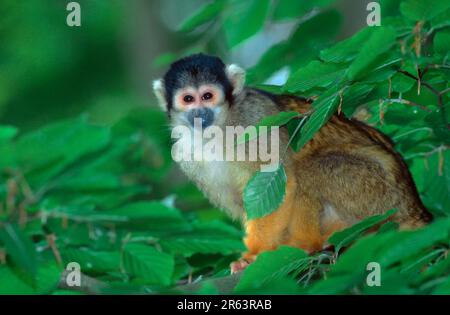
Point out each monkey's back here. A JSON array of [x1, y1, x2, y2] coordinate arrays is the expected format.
[[273, 94, 432, 228]]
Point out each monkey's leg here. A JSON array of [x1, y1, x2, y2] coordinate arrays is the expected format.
[[230, 211, 291, 274], [231, 182, 324, 273], [230, 178, 297, 273], [283, 195, 325, 253]]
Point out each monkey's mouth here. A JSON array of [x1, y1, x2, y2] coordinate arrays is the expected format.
[[186, 108, 215, 129]]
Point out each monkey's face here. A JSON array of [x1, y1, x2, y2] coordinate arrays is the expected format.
[[171, 83, 226, 129], [153, 54, 245, 130]]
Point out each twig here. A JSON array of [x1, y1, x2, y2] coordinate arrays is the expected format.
[[59, 270, 107, 295], [399, 67, 450, 130], [175, 272, 242, 294], [392, 127, 432, 141], [383, 98, 432, 112], [404, 144, 448, 160], [282, 114, 308, 158], [0, 248, 5, 265], [46, 233, 63, 267]]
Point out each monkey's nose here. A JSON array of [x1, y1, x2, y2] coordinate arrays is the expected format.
[[187, 108, 214, 128]]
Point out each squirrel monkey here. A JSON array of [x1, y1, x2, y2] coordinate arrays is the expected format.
[[153, 54, 432, 273]]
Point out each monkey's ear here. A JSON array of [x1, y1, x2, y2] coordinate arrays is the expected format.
[[152, 79, 168, 111], [226, 64, 245, 95]]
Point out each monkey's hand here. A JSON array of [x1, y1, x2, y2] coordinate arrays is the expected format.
[[230, 255, 255, 274]]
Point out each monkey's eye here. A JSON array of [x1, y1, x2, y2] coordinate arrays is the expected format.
[[183, 95, 194, 103], [202, 92, 213, 101]]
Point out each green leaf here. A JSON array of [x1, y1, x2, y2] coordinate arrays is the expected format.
[[341, 83, 374, 116], [0, 263, 62, 294], [224, 0, 270, 47], [1, 116, 111, 186], [160, 236, 244, 257], [235, 246, 306, 293], [33, 262, 62, 294], [90, 201, 191, 233], [285, 61, 347, 93], [400, 0, 450, 21], [123, 244, 174, 286], [243, 165, 287, 220], [434, 29, 450, 54], [237, 111, 300, 144], [377, 218, 450, 267], [391, 73, 415, 93], [417, 254, 450, 283], [178, 0, 226, 32], [190, 220, 243, 238], [328, 209, 398, 253], [0, 223, 37, 280], [361, 268, 414, 294], [383, 103, 428, 126], [286, 116, 308, 152], [320, 27, 373, 63], [433, 277, 450, 294], [362, 51, 402, 82], [61, 248, 120, 273], [293, 87, 341, 151], [377, 221, 400, 234], [308, 232, 393, 294], [0, 266, 34, 294], [423, 151, 450, 215], [256, 111, 300, 127], [308, 273, 358, 294], [347, 27, 397, 80], [431, 7, 450, 28]]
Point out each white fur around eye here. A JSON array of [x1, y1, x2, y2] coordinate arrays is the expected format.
[[226, 64, 245, 96]]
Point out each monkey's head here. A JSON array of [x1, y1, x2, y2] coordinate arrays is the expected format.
[[153, 53, 245, 129]]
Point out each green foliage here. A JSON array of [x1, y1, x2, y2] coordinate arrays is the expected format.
[[328, 209, 398, 253], [123, 244, 174, 286], [0, 0, 130, 130], [1, 0, 450, 295], [178, 0, 226, 32], [347, 27, 397, 80], [223, 0, 271, 47], [286, 61, 347, 92], [237, 111, 300, 143], [0, 108, 244, 293], [292, 87, 342, 151], [235, 246, 307, 293], [400, 0, 450, 21], [0, 223, 37, 279]]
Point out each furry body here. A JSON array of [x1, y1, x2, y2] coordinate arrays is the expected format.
[[176, 88, 432, 259]]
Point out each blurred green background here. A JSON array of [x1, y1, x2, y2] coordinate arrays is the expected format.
[[0, 0, 374, 131]]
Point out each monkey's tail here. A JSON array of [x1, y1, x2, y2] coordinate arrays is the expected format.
[[395, 194, 434, 229]]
